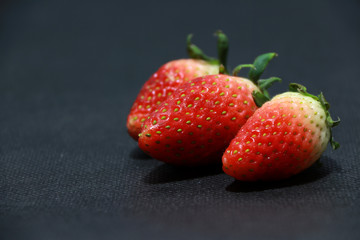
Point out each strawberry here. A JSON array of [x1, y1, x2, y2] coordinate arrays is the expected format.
[[137, 53, 281, 166], [222, 83, 340, 181], [127, 32, 228, 140]]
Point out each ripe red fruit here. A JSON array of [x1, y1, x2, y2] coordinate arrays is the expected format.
[[138, 74, 259, 165], [137, 53, 281, 165], [127, 32, 228, 140], [127, 59, 219, 140], [222, 83, 340, 181]]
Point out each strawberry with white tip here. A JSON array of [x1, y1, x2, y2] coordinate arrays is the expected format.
[[222, 83, 340, 181], [127, 32, 228, 140], [138, 53, 281, 166]]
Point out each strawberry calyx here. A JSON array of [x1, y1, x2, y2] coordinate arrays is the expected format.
[[289, 83, 340, 150], [249, 53, 277, 82], [187, 31, 229, 72], [231, 52, 281, 107]]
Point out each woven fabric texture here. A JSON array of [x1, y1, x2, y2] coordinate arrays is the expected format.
[[1, 0, 360, 239]]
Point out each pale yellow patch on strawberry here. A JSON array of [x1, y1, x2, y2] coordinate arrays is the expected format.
[[163, 59, 219, 82], [272, 92, 331, 161]]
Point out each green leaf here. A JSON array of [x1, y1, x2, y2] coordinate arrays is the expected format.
[[318, 92, 330, 111], [330, 137, 340, 150], [289, 83, 307, 93], [332, 117, 341, 127], [248, 52, 277, 83], [252, 90, 270, 107], [326, 115, 341, 128], [258, 77, 282, 91], [219, 64, 226, 74], [262, 89, 270, 99], [186, 34, 218, 64], [232, 64, 256, 76], [289, 83, 318, 101]]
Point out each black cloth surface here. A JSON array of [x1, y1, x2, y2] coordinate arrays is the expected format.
[[1, 0, 360, 239]]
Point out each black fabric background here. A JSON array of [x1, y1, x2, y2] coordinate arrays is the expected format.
[[1, 0, 360, 239]]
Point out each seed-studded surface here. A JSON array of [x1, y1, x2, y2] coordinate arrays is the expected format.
[[222, 92, 331, 181], [127, 59, 219, 140], [138, 74, 259, 166]]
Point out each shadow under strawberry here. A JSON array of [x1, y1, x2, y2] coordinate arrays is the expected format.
[[143, 163, 223, 184], [226, 156, 341, 192], [130, 147, 153, 160]]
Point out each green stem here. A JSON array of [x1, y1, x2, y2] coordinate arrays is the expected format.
[[215, 30, 229, 73]]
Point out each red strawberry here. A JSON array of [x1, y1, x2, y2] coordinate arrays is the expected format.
[[222, 83, 340, 181], [138, 53, 280, 165], [127, 32, 228, 140]]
